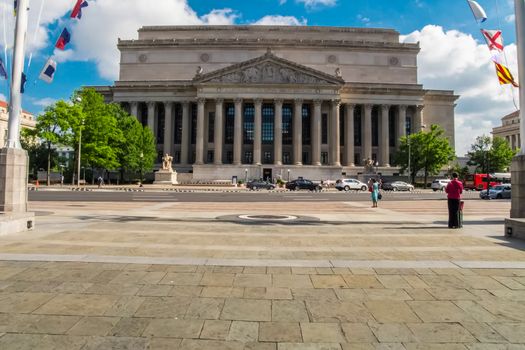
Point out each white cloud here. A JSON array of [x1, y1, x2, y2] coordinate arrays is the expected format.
[[357, 14, 370, 24], [200, 9, 238, 25], [31, 97, 56, 108], [0, 93, 5, 101], [254, 15, 307, 26], [402, 25, 519, 155], [506, 14, 515, 23], [296, 0, 336, 8]]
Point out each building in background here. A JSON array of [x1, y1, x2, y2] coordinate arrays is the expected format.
[[492, 110, 521, 150], [0, 100, 36, 146], [96, 25, 458, 181]]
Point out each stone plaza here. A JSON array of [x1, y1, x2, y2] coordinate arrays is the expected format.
[[0, 193, 524, 349]]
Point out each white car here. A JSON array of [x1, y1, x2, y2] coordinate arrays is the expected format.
[[336, 179, 369, 191], [431, 179, 450, 191]]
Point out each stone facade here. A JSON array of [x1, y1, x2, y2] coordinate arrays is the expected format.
[[493, 110, 521, 150], [0, 100, 36, 146], [96, 25, 458, 181]]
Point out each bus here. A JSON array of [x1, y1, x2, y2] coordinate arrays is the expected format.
[[463, 173, 511, 191]]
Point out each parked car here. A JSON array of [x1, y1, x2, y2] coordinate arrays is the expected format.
[[246, 180, 276, 191], [285, 179, 322, 191], [335, 179, 368, 191], [431, 179, 451, 191], [480, 184, 511, 199], [382, 181, 414, 191]]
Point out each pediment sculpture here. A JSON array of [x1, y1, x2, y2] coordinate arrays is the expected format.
[[208, 62, 331, 85]]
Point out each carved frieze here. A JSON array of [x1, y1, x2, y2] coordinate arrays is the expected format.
[[208, 62, 330, 85]]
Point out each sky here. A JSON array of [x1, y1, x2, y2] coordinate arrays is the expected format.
[[0, 0, 521, 155]]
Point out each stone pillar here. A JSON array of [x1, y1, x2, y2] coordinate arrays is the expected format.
[[0, 148, 28, 212], [330, 100, 341, 166], [130, 102, 139, 120], [147, 102, 156, 138], [234, 98, 243, 165], [274, 99, 283, 165], [163, 102, 173, 156], [214, 99, 224, 165], [180, 102, 190, 165], [293, 99, 303, 165], [344, 104, 355, 166], [312, 100, 322, 166], [397, 105, 407, 148], [414, 105, 424, 133], [195, 98, 205, 165], [363, 104, 373, 161], [254, 99, 263, 165], [380, 104, 390, 167]]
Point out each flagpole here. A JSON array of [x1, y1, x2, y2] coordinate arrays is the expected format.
[[6, 0, 28, 149], [516, 0, 525, 154]]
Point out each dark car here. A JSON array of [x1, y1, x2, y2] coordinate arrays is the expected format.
[[285, 179, 322, 192], [382, 181, 414, 191], [246, 180, 276, 191]]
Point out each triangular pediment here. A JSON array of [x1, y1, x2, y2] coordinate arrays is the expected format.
[[194, 52, 344, 86]]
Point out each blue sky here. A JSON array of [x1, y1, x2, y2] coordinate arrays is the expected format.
[[0, 0, 520, 154]]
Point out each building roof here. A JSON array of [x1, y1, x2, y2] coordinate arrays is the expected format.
[[0, 100, 34, 116], [502, 110, 520, 121]]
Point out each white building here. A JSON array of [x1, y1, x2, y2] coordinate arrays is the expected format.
[[96, 25, 458, 181], [492, 110, 521, 150], [0, 100, 36, 146]]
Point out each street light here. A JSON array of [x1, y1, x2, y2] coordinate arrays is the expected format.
[[139, 151, 144, 186], [75, 97, 83, 187], [287, 169, 290, 182], [244, 168, 248, 183]]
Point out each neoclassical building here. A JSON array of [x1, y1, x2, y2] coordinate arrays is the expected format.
[[97, 25, 458, 181], [493, 110, 521, 150], [0, 100, 36, 146]]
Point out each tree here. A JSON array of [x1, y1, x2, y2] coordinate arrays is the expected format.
[[137, 126, 157, 183], [467, 135, 516, 173], [447, 162, 470, 180], [393, 124, 456, 186], [20, 128, 50, 179]]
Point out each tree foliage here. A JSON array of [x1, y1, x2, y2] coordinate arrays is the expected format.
[[467, 135, 516, 173], [393, 124, 456, 186]]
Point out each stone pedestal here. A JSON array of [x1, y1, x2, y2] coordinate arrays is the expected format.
[[505, 155, 525, 239], [154, 170, 178, 185], [0, 148, 34, 234]]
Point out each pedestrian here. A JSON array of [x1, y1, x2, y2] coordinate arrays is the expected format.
[[445, 172, 463, 228], [370, 178, 379, 208], [97, 176, 104, 188]]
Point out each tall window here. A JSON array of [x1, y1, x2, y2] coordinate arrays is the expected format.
[[262, 104, 274, 144], [190, 104, 197, 145], [225, 103, 235, 144], [283, 152, 291, 165], [226, 151, 233, 164], [243, 104, 254, 144], [264, 151, 272, 164], [208, 112, 215, 143], [207, 151, 214, 163], [282, 104, 292, 145], [302, 104, 311, 145], [322, 113, 328, 144], [244, 151, 253, 164], [321, 152, 328, 165], [174, 104, 182, 144], [354, 106, 362, 146]]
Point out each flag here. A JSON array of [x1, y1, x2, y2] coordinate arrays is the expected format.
[[20, 72, 27, 93], [70, 0, 88, 19], [481, 29, 504, 52], [55, 28, 71, 50], [495, 62, 519, 87], [39, 58, 57, 83], [0, 58, 7, 80], [14, 0, 17, 16], [467, 0, 487, 22]]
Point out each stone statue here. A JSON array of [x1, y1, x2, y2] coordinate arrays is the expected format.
[[335, 67, 342, 78], [162, 153, 173, 171], [364, 158, 374, 173], [196, 66, 203, 76]]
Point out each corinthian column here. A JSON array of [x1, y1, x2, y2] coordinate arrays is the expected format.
[[163, 102, 174, 156], [254, 99, 263, 165], [274, 99, 283, 165], [312, 100, 322, 166], [293, 99, 303, 165], [397, 105, 407, 148], [130, 102, 139, 120], [195, 98, 205, 165], [233, 98, 243, 165], [330, 100, 341, 166], [414, 105, 424, 133], [344, 104, 355, 166], [180, 102, 190, 165], [147, 102, 156, 138], [380, 105, 390, 167], [214, 99, 224, 165], [363, 104, 373, 161]]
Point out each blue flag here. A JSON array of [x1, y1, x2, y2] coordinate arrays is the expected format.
[[20, 72, 26, 93]]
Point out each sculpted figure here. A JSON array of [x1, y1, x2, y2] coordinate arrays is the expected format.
[[162, 153, 173, 171]]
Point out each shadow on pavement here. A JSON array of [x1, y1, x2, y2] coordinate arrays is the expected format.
[[489, 235, 525, 251]]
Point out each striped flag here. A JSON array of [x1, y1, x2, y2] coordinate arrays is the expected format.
[[70, 0, 88, 19], [55, 28, 71, 50], [494, 62, 519, 87]]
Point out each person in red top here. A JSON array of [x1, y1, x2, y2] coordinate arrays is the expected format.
[[445, 173, 464, 228]]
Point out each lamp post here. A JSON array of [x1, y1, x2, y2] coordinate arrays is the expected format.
[[287, 169, 290, 182], [139, 151, 144, 186], [75, 97, 83, 187], [244, 168, 248, 184]]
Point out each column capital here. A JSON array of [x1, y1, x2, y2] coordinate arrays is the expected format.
[[345, 103, 356, 109], [294, 99, 304, 105], [331, 99, 341, 107], [147, 101, 156, 108], [215, 98, 224, 105], [381, 104, 390, 112], [416, 105, 425, 112], [364, 103, 373, 110], [254, 98, 263, 106], [181, 101, 190, 108], [197, 98, 206, 105], [313, 99, 323, 107], [398, 104, 408, 112], [130, 101, 138, 107], [274, 99, 284, 106], [163, 101, 173, 108], [234, 98, 243, 105]]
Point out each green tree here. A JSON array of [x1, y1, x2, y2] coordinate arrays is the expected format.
[[137, 126, 157, 183], [20, 128, 49, 179], [467, 135, 516, 173], [447, 162, 470, 181], [393, 124, 456, 186]]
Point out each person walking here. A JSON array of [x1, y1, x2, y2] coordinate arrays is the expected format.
[[445, 173, 463, 228], [370, 178, 379, 208]]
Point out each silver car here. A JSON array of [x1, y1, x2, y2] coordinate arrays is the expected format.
[[335, 179, 368, 191], [480, 185, 512, 199]]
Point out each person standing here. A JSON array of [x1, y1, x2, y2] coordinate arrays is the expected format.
[[445, 173, 463, 228], [370, 178, 379, 208]]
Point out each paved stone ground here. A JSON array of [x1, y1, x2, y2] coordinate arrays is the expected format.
[[0, 198, 523, 349]]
